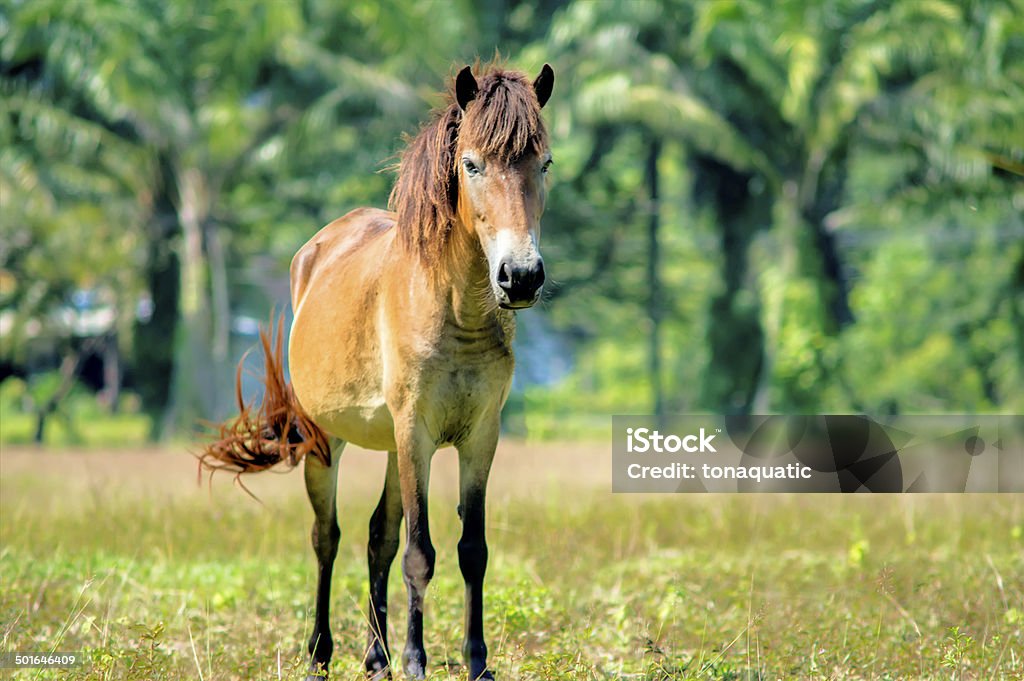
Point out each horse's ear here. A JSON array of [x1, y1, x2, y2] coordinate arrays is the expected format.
[[456, 66, 478, 111], [533, 63, 554, 108]]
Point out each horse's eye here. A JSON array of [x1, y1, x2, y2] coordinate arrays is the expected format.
[[542, 160, 553, 174], [463, 159, 481, 176]]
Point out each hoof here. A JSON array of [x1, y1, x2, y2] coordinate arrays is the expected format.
[[401, 647, 427, 680], [364, 646, 392, 681], [464, 641, 491, 681], [365, 665, 391, 681]]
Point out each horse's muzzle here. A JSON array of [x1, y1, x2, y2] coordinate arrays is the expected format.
[[496, 257, 544, 309]]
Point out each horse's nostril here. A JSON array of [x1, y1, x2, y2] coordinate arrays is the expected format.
[[497, 261, 512, 288]]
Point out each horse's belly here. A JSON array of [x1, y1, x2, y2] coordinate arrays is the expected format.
[[317, 403, 396, 451], [289, 330, 394, 450]]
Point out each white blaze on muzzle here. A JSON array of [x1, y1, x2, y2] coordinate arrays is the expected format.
[[488, 227, 544, 308]]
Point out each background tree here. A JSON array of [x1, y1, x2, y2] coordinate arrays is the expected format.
[[2, 0, 1021, 444]]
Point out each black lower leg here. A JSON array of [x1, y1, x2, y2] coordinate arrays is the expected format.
[[401, 520, 435, 680], [308, 522, 339, 676], [366, 451, 401, 678], [458, 492, 490, 680], [394, 429, 436, 681], [304, 447, 341, 679]]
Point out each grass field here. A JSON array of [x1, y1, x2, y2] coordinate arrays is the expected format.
[[1, 442, 1022, 680]]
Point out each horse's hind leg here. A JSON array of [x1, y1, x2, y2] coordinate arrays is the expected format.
[[365, 450, 402, 679], [304, 438, 344, 679]]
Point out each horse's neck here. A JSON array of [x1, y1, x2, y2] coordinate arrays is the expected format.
[[446, 281, 501, 330], [443, 263, 499, 331], [435, 223, 508, 332]]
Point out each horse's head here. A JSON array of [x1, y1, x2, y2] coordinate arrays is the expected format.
[[454, 64, 553, 310]]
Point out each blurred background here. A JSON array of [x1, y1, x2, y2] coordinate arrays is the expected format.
[[1, 0, 1022, 447]]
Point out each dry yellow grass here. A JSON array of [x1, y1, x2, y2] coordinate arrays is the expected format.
[[1, 442, 1022, 680]]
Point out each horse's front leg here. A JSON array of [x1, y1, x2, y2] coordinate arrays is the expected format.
[[395, 421, 437, 680], [456, 420, 499, 680]]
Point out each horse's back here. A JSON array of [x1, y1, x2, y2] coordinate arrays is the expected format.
[[290, 207, 396, 313]]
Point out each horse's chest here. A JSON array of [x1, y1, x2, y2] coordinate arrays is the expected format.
[[418, 340, 514, 439]]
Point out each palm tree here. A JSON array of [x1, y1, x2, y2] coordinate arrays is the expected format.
[[538, 0, 1022, 413], [684, 0, 998, 409], [534, 0, 769, 416]]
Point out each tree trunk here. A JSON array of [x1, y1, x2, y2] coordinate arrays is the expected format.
[[204, 218, 232, 419], [33, 347, 82, 444], [133, 149, 186, 440], [694, 155, 768, 413], [163, 166, 216, 436], [800, 143, 854, 329], [134, 205, 180, 440], [645, 138, 665, 419], [100, 331, 121, 412], [752, 185, 811, 413]]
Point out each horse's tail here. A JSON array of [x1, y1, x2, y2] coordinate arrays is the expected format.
[[198, 314, 331, 486]]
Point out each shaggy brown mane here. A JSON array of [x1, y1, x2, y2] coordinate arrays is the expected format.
[[388, 61, 549, 260]]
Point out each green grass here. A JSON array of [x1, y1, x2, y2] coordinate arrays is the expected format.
[[1, 446, 1022, 680], [0, 379, 152, 448], [0, 412, 152, 448]]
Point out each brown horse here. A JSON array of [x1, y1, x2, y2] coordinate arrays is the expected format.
[[201, 61, 554, 680]]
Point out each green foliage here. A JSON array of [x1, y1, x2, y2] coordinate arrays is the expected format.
[[532, 0, 1023, 418], [941, 626, 976, 678], [3, 0, 1022, 442]]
